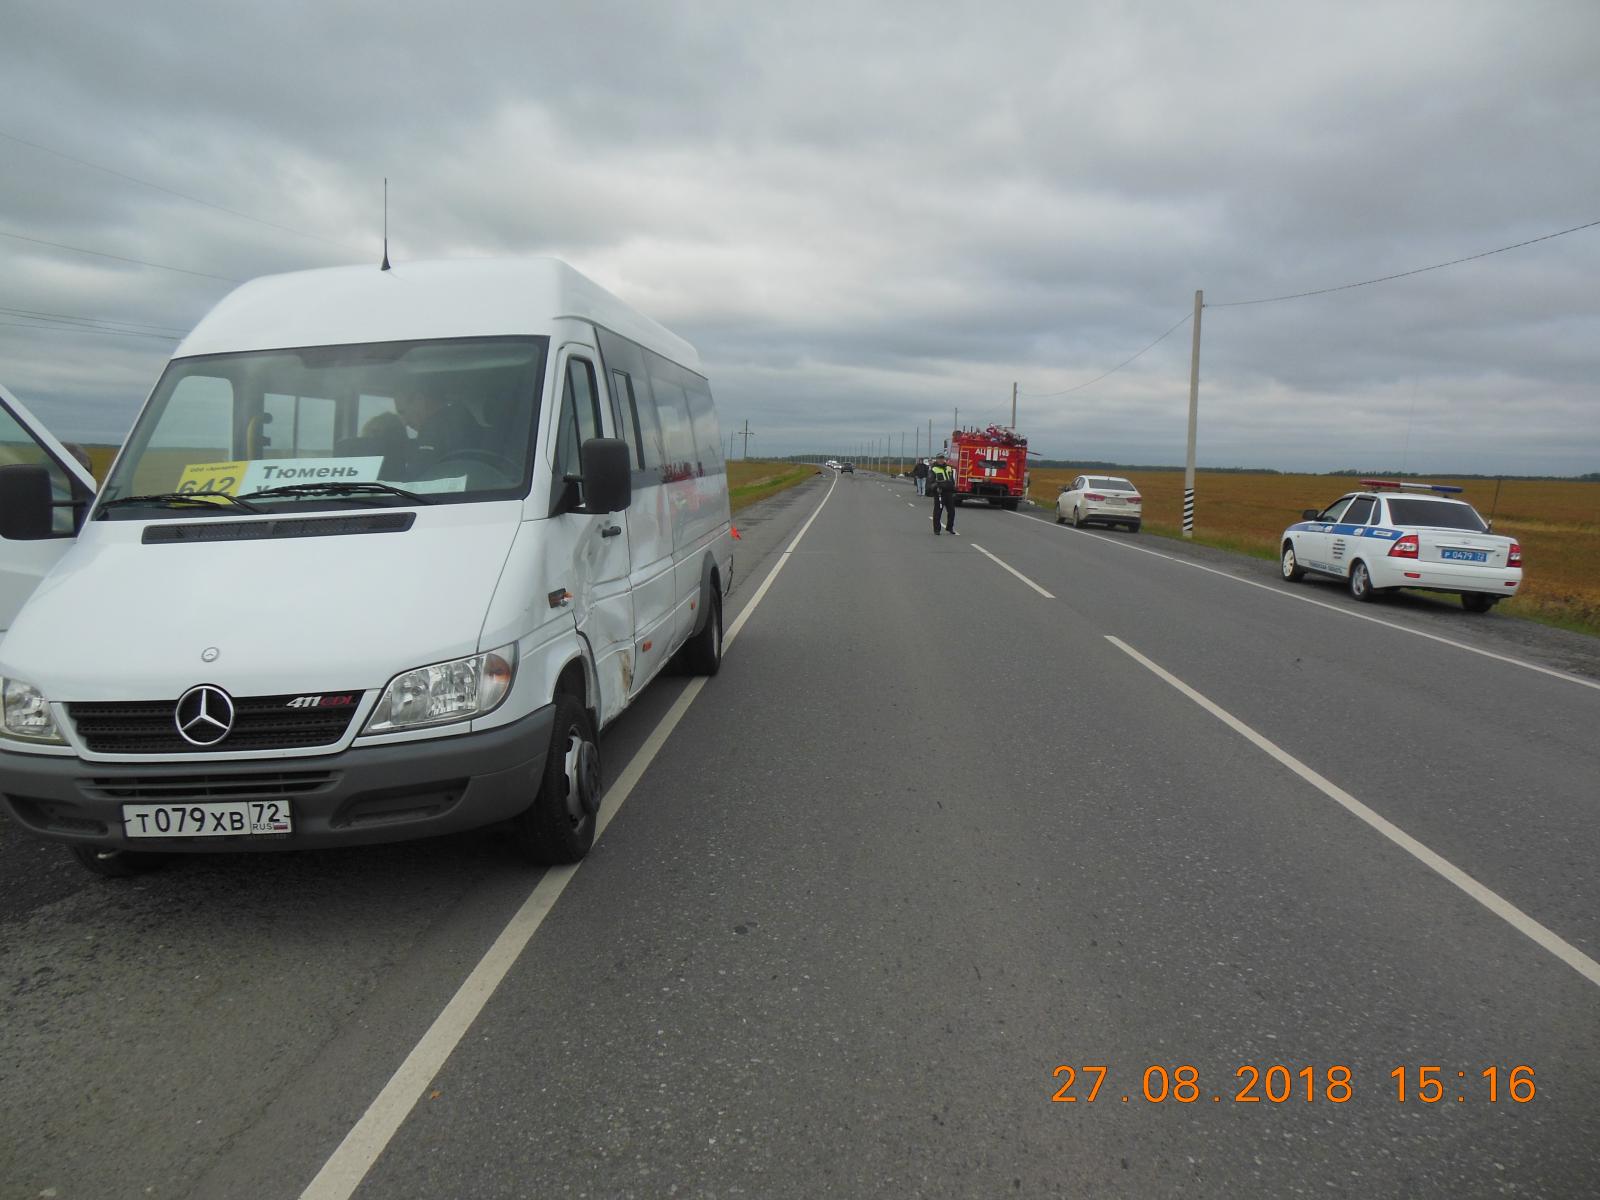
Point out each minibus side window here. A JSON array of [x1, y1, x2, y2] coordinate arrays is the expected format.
[[553, 357, 602, 508], [650, 376, 695, 482], [684, 376, 723, 477], [611, 370, 646, 470]]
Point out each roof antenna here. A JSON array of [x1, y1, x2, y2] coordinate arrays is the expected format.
[[381, 177, 391, 271]]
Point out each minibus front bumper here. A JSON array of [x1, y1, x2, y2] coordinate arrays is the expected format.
[[0, 704, 555, 852]]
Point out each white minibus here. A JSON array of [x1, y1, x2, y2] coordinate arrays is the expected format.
[[0, 258, 733, 876]]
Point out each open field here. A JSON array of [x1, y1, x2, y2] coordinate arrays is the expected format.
[[726, 459, 821, 512], [1028, 468, 1600, 635]]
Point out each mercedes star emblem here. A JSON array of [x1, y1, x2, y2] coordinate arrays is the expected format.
[[175, 685, 236, 746]]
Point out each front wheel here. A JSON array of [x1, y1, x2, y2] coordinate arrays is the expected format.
[[1281, 542, 1305, 581], [1348, 560, 1377, 602], [678, 589, 723, 675], [511, 694, 601, 865], [1461, 593, 1498, 613]]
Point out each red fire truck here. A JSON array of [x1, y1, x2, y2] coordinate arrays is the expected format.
[[947, 425, 1030, 510]]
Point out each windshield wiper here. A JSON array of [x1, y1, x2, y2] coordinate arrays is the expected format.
[[97, 492, 263, 515], [236, 482, 435, 505]]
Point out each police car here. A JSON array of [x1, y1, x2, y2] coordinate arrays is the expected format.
[[1279, 480, 1522, 612]]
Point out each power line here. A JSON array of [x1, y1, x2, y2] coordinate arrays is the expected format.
[[0, 128, 364, 256], [0, 319, 178, 341], [1018, 310, 1193, 398], [0, 228, 241, 282], [0, 304, 188, 337], [1209, 217, 1600, 308]]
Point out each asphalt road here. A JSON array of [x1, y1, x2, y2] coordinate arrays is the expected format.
[[3, 469, 1597, 1199]]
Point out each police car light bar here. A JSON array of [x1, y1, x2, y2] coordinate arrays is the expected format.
[[1358, 478, 1464, 494]]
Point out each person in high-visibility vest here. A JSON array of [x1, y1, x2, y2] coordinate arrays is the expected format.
[[929, 453, 956, 535]]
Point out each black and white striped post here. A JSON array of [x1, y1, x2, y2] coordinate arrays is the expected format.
[[1183, 289, 1203, 538]]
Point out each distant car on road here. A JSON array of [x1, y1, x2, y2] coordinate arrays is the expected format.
[[1279, 479, 1522, 611], [824, 459, 841, 470], [1056, 475, 1142, 531], [840, 462, 854, 473]]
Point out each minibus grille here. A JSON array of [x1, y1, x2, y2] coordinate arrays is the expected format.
[[80, 772, 337, 801], [66, 695, 362, 754]]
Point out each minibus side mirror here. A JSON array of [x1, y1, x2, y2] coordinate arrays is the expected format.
[[578, 438, 632, 514], [0, 464, 58, 540]]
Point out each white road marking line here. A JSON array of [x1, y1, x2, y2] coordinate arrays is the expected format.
[[1106, 635, 1600, 990], [970, 543, 1055, 598], [299, 475, 839, 1200], [1013, 511, 1599, 693]]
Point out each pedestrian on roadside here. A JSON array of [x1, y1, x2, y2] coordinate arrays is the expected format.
[[930, 454, 956, 535], [913, 457, 930, 496]]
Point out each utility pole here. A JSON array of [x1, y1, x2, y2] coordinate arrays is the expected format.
[[928, 418, 933, 457], [1011, 381, 1017, 430], [1184, 289, 1203, 538], [737, 418, 754, 460]]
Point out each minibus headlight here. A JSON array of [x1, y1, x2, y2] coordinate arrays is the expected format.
[[364, 646, 517, 733], [1, 678, 65, 744]]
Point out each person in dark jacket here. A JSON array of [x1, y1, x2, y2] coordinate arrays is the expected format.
[[913, 457, 930, 496], [929, 454, 956, 534]]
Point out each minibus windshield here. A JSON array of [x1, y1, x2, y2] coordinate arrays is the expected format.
[[98, 336, 547, 516]]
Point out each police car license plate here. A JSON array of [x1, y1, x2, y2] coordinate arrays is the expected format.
[[1441, 549, 1489, 563], [123, 801, 293, 839]]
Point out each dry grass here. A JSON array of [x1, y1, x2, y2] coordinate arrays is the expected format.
[[1029, 468, 1600, 635], [726, 460, 822, 513]]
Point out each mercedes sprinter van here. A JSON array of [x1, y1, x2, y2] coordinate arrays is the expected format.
[[0, 258, 732, 875]]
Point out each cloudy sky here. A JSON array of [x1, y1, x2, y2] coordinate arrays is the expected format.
[[3, 0, 1598, 474]]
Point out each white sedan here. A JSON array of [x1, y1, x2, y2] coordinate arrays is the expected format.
[[1279, 480, 1522, 612], [1056, 475, 1142, 531]]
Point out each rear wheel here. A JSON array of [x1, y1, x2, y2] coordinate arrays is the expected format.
[[511, 694, 601, 865], [1281, 542, 1305, 581], [1461, 593, 1498, 613], [1072, 506, 1085, 528], [68, 844, 160, 878], [1002, 499, 1019, 511], [1348, 560, 1377, 602], [1128, 521, 1141, 533]]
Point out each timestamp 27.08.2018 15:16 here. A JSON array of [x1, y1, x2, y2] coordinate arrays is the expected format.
[[1049, 1064, 1537, 1105]]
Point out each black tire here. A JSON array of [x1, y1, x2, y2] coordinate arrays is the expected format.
[[1055, 511, 1066, 524], [1281, 541, 1305, 582], [1002, 499, 1019, 511], [1348, 560, 1377, 602], [1072, 506, 1085, 528], [69, 844, 160, 878], [1461, 593, 1498, 613], [1128, 521, 1141, 533], [511, 694, 601, 865], [679, 588, 723, 676]]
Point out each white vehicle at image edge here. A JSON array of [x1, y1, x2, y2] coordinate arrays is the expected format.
[[0, 258, 733, 877], [1056, 474, 1142, 531], [1279, 479, 1521, 612]]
